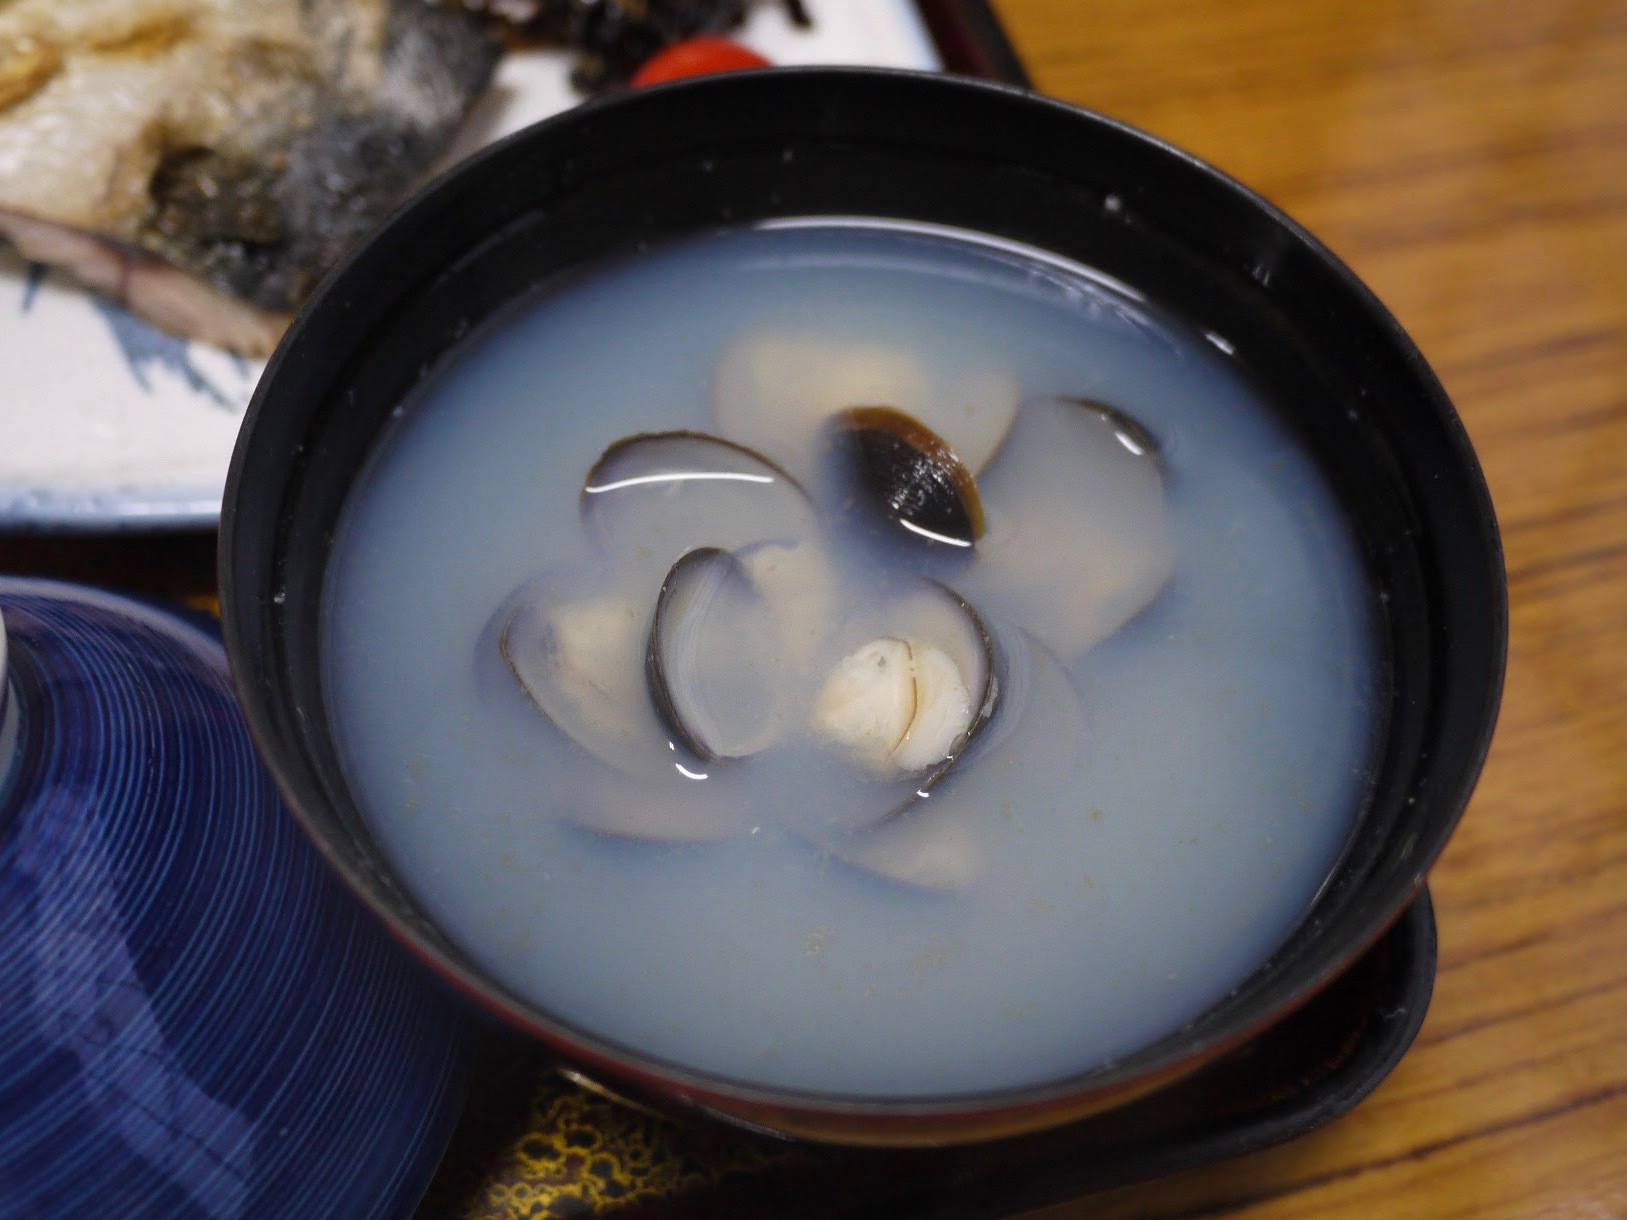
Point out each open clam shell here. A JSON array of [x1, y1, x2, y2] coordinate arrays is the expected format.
[[1065, 397, 1164, 468], [823, 804, 987, 893], [962, 396, 1174, 659], [493, 572, 744, 842], [496, 572, 659, 773], [824, 630, 1088, 892], [809, 580, 1000, 789], [647, 547, 792, 763], [580, 431, 819, 576], [712, 330, 1019, 491]]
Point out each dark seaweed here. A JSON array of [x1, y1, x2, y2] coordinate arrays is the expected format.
[[457, 0, 807, 92]]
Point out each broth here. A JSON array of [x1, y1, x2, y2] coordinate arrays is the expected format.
[[322, 220, 1382, 1099]]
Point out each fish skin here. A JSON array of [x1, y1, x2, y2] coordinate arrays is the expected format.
[[0, 206, 291, 354], [0, 0, 500, 354]]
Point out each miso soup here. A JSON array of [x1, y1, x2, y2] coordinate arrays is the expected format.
[[322, 220, 1382, 1099]]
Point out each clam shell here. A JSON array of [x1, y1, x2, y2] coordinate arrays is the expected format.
[[962, 396, 1173, 658], [646, 547, 791, 762], [497, 573, 660, 774], [580, 431, 818, 577], [492, 570, 746, 842], [825, 630, 1088, 892], [557, 767, 747, 843], [832, 406, 986, 549], [807, 580, 1001, 797], [712, 330, 1019, 491]]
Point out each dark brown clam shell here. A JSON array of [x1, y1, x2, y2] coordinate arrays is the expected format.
[[832, 406, 986, 548]]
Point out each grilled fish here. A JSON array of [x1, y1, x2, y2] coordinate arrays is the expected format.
[[0, 0, 499, 355]]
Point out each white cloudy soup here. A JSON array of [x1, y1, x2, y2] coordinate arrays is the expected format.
[[322, 220, 1382, 1099]]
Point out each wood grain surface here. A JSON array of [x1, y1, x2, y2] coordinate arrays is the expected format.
[[994, 0, 1627, 1216]]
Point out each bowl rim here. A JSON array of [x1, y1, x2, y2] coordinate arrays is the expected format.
[[220, 65, 1507, 1145]]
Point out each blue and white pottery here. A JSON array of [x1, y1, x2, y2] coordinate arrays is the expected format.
[[0, 578, 472, 1219]]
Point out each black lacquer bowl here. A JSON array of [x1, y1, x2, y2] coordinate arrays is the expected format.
[[220, 69, 1505, 1146]]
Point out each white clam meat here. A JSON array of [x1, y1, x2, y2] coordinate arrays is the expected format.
[[809, 581, 998, 781], [826, 631, 1087, 892], [811, 638, 973, 777], [736, 538, 839, 671]]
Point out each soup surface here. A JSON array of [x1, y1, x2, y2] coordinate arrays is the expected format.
[[323, 220, 1382, 1098]]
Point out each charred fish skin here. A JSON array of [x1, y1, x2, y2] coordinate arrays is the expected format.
[[0, 1, 499, 351], [139, 1, 502, 313]]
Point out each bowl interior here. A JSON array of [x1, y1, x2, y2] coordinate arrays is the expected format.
[[221, 68, 1504, 1141]]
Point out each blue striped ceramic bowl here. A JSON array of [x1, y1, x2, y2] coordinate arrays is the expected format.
[[0, 578, 472, 1218]]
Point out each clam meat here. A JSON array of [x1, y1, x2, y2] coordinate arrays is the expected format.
[[736, 538, 839, 671], [811, 638, 972, 776], [809, 581, 998, 782], [825, 629, 1088, 892]]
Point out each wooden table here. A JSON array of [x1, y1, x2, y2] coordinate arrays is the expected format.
[[991, 0, 1627, 1216], [3, 3, 1621, 1216]]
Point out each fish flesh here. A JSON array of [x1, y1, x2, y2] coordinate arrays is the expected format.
[[0, 0, 499, 355]]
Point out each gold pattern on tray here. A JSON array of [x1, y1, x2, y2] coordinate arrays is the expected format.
[[420, 1061, 792, 1219]]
